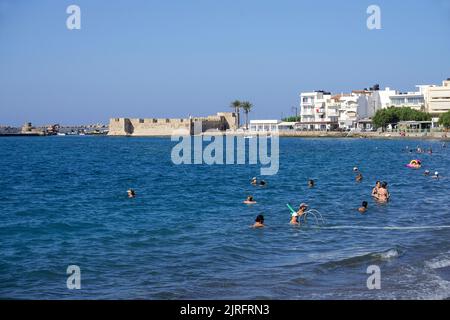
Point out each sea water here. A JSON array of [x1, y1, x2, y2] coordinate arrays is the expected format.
[[0, 136, 449, 299]]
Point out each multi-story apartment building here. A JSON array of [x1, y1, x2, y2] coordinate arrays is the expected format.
[[299, 91, 337, 130], [424, 79, 450, 116]]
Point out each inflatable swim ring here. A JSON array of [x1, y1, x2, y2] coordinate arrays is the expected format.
[[406, 159, 422, 169]]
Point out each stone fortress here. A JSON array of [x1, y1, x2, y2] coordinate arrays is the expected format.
[[108, 112, 238, 136]]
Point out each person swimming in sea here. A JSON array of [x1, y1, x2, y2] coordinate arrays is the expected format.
[[358, 201, 368, 214], [243, 196, 257, 204], [356, 172, 363, 182], [290, 203, 308, 225], [259, 180, 267, 186], [251, 177, 257, 185], [127, 189, 136, 198], [424, 170, 430, 176], [253, 215, 265, 228], [308, 179, 315, 188], [371, 181, 381, 197], [432, 171, 440, 179]]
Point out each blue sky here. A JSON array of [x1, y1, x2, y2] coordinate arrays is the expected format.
[[0, 0, 449, 125]]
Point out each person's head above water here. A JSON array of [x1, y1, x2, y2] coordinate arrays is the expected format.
[[358, 201, 368, 213], [247, 196, 254, 201], [353, 167, 359, 172], [308, 179, 315, 187], [259, 180, 266, 186], [255, 215, 264, 223], [253, 214, 265, 228], [127, 189, 136, 198], [299, 203, 308, 210]]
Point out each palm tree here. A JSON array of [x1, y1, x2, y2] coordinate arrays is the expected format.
[[241, 101, 253, 130], [230, 100, 242, 128]]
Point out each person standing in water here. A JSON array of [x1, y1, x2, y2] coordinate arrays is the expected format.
[[290, 203, 308, 225], [376, 182, 390, 202], [372, 181, 381, 197]]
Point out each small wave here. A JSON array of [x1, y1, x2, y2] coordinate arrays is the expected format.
[[320, 248, 402, 270], [426, 253, 450, 270], [375, 248, 400, 260]]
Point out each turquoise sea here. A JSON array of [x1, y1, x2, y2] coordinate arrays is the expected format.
[[0, 136, 449, 299]]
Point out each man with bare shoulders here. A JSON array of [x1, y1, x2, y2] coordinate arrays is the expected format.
[[376, 182, 390, 202]]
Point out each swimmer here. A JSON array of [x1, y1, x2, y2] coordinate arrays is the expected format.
[[424, 170, 430, 176], [127, 189, 136, 198], [372, 181, 381, 197], [290, 203, 308, 225], [432, 171, 440, 179], [376, 182, 390, 202], [259, 180, 267, 186], [253, 215, 265, 228], [308, 179, 315, 188], [353, 167, 359, 172], [251, 177, 257, 185], [358, 201, 368, 214], [243, 196, 257, 204], [356, 173, 363, 182]]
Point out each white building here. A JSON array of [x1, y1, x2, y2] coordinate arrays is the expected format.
[[333, 92, 366, 130], [299, 91, 338, 131], [424, 79, 450, 116], [389, 86, 426, 111], [249, 120, 280, 132]]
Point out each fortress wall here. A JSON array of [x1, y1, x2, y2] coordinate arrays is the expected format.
[[108, 118, 128, 135], [128, 118, 191, 136], [108, 112, 238, 136]]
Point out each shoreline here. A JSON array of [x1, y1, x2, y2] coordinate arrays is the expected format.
[[2, 132, 449, 141]]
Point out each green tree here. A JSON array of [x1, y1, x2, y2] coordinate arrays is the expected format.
[[241, 101, 253, 130], [282, 116, 301, 122], [372, 107, 431, 129], [230, 100, 242, 128], [439, 111, 450, 129]]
